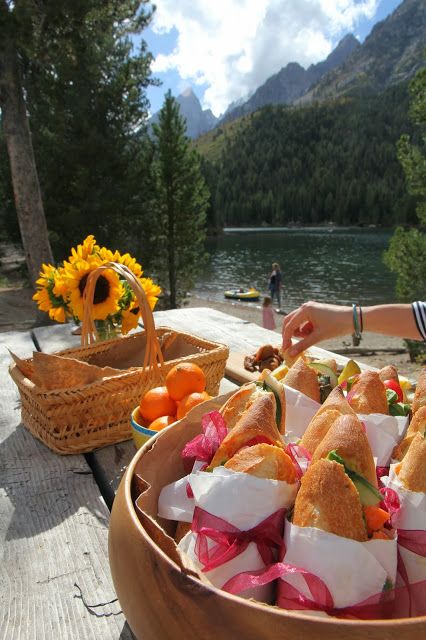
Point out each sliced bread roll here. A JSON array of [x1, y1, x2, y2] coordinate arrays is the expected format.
[[393, 405, 426, 461], [220, 377, 286, 434], [311, 414, 377, 487], [396, 432, 426, 493], [284, 358, 320, 403], [378, 365, 399, 384], [225, 443, 296, 484], [293, 458, 367, 541], [412, 367, 426, 415], [348, 370, 388, 415], [300, 386, 355, 455], [210, 393, 284, 469]]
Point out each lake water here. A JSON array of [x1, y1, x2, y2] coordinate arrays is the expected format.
[[192, 227, 397, 311]]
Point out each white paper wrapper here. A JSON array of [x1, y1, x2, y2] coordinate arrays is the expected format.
[[158, 460, 205, 522], [386, 465, 426, 531], [279, 522, 397, 610], [178, 467, 298, 602], [383, 465, 426, 615], [358, 414, 409, 467], [284, 385, 321, 442]]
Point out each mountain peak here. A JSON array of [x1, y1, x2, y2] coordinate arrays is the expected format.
[[181, 87, 196, 98], [149, 88, 218, 139]]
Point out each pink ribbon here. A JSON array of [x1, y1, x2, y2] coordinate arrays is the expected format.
[[191, 507, 286, 572], [181, 411, 228, 472], [224, 561, 403, 619], [285, 443, 312, 479], [380, 487, 401, 522], [398, 528, 426, 557], [223, 561, 333, 607], [376, 466, 389, 486]]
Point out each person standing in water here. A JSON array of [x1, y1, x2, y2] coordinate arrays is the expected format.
[[269, 262, 282, 311]]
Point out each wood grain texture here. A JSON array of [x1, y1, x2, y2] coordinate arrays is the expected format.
[[153, 307, 364, 369], [0, 332, 133, 639], [225, 351, 261, 384], [32, 323, 81, 353]]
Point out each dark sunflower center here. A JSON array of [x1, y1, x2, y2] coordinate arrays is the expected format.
[[79, 273, 110, 304]]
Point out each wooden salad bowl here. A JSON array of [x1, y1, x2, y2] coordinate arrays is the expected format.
[[108, 395, 426, 640]]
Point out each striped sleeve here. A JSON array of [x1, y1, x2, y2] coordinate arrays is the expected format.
[[412, 301, 426, 341]]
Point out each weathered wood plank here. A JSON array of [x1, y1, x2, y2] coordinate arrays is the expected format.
[[32, 323, 81, 353], [153, 307, 354, 368], [33, 323, 143, 354], [0, 331, 133, 639]]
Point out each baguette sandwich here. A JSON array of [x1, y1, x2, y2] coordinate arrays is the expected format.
[[378, 365, 399, 384], [394, 431, 426, 493], [393, 406, 426, 461], [412, 367, 426, 414], [224, 443, 296, 484], [175, 444, 298, 543], [283, 356, 337, 403], [311, 414, 378, 487], [293, 454, 390, 541], [300, 386, 356, 455], [209, 393, 284, 469], [293, 458, 368, 541], [220, 372, 286, 434], [347, 370, 389, 415]]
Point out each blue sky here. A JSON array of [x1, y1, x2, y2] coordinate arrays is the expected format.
[[140, 0, 403, 117]]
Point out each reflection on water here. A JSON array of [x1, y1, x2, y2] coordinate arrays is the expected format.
[[193, 227, 396, 311]]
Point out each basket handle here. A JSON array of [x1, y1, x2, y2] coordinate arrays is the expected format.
[[81, 261, 164, 376]]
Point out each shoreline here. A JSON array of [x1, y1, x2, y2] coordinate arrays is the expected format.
[[0, 285, 423, 379], [184, 294, 423, 379]]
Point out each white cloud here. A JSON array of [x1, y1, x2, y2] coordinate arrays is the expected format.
[[151, 0, 380, 116]]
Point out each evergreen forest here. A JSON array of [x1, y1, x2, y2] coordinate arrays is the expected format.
[[200, 83, 417, 229]]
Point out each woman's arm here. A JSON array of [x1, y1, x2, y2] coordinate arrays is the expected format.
[[281, 301, 425, 357]]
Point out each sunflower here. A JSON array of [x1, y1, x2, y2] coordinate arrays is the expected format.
[[64, 257, 122, 321], [33, 263, 70, 322], [98, 246, 143, 278], [68, 235, 100, 264], [121, 299, 141, 335], [139, 277, 162, 310]]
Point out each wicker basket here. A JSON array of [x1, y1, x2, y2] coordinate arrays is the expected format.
[[9, 262, 229, 455]]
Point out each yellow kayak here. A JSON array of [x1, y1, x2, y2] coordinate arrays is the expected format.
[[224, 287, 260, 301]]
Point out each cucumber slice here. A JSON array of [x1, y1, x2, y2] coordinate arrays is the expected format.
[[309, 362, 338, 388], [327, 450, 382, 506], [257, 373, 283, 431]]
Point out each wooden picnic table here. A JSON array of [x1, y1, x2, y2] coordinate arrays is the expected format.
[[0, 307, 352, 639]]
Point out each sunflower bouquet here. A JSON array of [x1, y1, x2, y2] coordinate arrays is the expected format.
[[33, 235, 161, 337]]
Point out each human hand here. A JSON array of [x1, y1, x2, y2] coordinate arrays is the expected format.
[[281, 301, 353, 356]]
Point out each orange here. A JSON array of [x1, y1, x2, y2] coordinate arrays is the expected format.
[[148, 415, 176, 432], [177, 391, 211, 420], [165, 362, 206, 401], [139, 386, 177, 423]]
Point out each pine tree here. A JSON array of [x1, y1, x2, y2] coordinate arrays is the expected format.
[[149, 91, 209, 308], [384, 61, 426, 361], [0, 0, 156, 262], [0, 0, 53, 285]]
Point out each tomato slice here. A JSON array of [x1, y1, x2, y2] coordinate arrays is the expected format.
[[383, 379, 403, 403]]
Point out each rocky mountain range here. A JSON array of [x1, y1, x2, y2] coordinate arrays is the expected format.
[[152, 0, 425, 139], [221, 33, 360, 124], [149, 87, 218, 139], [301, 0, 425, 103]]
